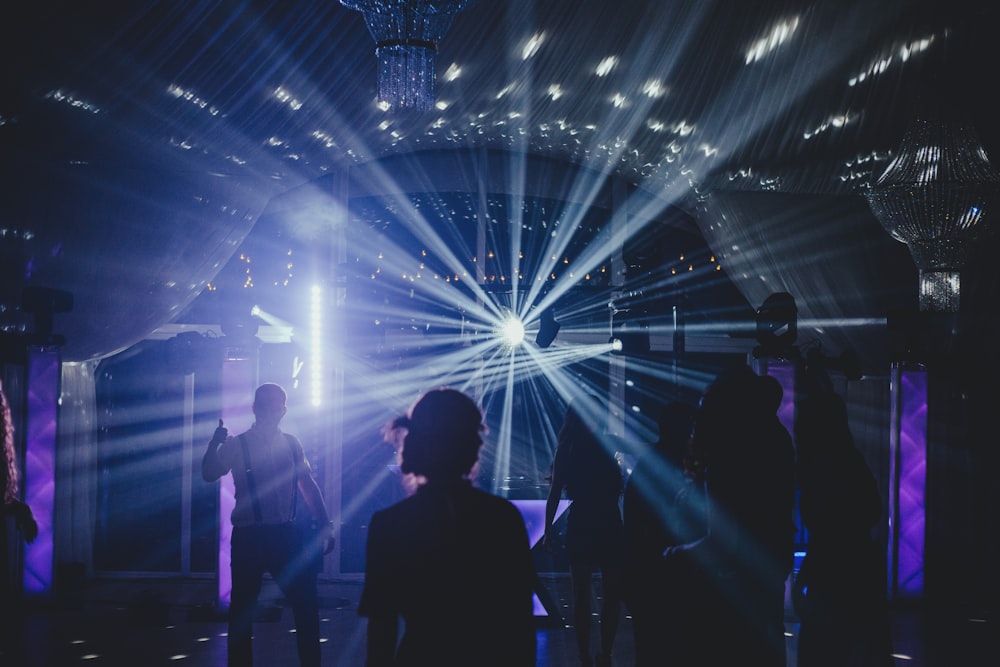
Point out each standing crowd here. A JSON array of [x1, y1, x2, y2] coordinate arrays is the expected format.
[[545, 365, 798, 667], [351, 362, 890, 667], [3, 364, 890, 666]]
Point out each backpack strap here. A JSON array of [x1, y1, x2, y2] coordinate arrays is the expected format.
[[286, 434, 300, 522]]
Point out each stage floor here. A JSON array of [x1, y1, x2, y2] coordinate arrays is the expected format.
[[3, 575, 995, 666]]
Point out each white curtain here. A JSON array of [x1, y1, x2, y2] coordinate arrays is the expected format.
[[55, 361, 99, 576]]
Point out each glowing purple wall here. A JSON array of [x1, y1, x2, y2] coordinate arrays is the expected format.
[[216, 356, 256, 609], [512, 499, 570, 616], [23, 347, 60, 595], [889, 364, 926, 597], [765, 359, 796, 436]]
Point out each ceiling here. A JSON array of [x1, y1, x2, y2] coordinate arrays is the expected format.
[[1, 0, 997, 374]]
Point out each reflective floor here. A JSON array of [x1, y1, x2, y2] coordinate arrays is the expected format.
[[3, 575, 995, 666]]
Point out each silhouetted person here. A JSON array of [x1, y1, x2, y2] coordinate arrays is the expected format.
[[202, 383, 334, 667], [665, 366, 796, 666], [1, 379, 38, 664], [623, 401, 706, 667], [544, 395, 624, 667], [358, 387, 535, 667], [794, 391, 892, 667], [755, 372, 798, 663]]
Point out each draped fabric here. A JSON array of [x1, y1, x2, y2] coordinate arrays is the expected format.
[[54, 361, 99, 576], [692, 190, 917, 376]]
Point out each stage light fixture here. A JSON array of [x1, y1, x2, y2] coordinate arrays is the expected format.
[[535, 308, 560, 348], [754, 291, 797, 356], [609, 319, 650, 356], [220, 307, 260, 340], [219, 299, 261, 361]]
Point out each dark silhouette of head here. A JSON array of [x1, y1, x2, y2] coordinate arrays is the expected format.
[[696, 364, 755, 426], [396, 388, 486, 480], [560, 395, 602, 440], [559, 394, 622, 498], [252, 382, 287, 430], [693, 364, 778, 466], [794, 390, 853, 462], [656, 401, 695, 465], [756, 373, 784, 416]]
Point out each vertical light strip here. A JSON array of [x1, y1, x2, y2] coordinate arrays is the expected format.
[[889, 364, 926, 598], [218, 356, 255, 610], [180, 372, 194, 576], [23, 346, 60, 595], [310, 284, 323, 407]]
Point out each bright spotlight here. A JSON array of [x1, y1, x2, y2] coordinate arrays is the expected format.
[[498, 315, 525, 347], [609, 322, 649, 355]]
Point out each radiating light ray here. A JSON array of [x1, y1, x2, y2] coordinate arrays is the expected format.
[[509, 376, 566, 479], [489, 353, 518, 493], [353, 209, 501, 321], [798, 317, 886, 329], [629, 362, 718, 400], [520, 186, 614, 312], [250, 305, 291, 329], [344, 221, 494, 320], [504, 154, 529, 322], [524, 341, 613, 367], [55, 0, 978, 598], [169, 4, 888, 566], [338, 463, 400, 528]]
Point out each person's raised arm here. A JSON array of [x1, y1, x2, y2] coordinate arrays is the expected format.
[[202, 419, 229, 482]]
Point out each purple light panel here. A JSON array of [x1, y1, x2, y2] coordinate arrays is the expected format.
[[217, 356, 256, 610], [890, 366, 926, 597], [765, 359, 796, 437], [511, 499, 570, 616], [23, 347, 61, 595]]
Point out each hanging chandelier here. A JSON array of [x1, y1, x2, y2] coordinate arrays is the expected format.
[[865, 115, 999, 311], [340, 0, 478, 111]]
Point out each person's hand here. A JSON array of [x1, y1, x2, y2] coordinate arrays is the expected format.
[[10, 500, 38, 544], [211, 419, 228, 444], [321, 522, 336, 555], [662, 536, 705, 560], [662, 544, 685, 559]]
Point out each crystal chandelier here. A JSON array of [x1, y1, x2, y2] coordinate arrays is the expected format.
[[340, 0, 478, 111], [865, 115, 999, 311]]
